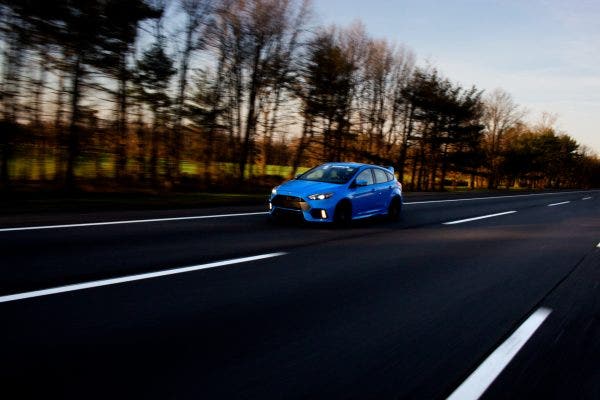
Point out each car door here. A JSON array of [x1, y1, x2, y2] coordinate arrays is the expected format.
[[350, 168, 377, 216], [373, 168, 393, 211]]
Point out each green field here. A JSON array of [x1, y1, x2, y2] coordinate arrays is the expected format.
[[8, 155, 310, 181]]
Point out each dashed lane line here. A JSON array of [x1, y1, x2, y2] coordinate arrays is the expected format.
[[447, 307, 552, 400], [0, 252, 286, 304], [442, 211, 517, 225], [547, 201, 570, 207]]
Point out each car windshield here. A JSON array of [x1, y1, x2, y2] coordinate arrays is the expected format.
[[297, 164, 359, 184]]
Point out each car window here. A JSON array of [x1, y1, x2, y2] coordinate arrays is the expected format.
[[299, 164, 359, 184], [385, 171, 394, 181], [355, 169, 374, 185], [304, 169, 324, 180], [373, 168, 389, 184]]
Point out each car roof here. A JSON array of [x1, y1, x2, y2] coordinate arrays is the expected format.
[[323, 162, 386, 170]]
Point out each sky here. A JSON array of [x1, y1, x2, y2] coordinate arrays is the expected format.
[[314, 0, 600, 154]]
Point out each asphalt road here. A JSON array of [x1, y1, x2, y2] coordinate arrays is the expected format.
[[0, 190, 598, 399]]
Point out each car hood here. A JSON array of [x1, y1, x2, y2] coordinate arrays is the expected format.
[[275, 179, 344, 197]]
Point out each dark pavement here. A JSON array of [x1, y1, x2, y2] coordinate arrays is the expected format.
[[0, 190, 598, 399]]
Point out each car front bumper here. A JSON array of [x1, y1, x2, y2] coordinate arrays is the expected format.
[[269, 195, 337, 223]]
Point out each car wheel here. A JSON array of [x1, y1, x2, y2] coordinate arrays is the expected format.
[[388, 197, 401, 222], [334, 200, 352, 228]]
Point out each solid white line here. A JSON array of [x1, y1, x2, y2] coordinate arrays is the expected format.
[[404, 190, 595, 205], [547, 201, 570, 207], [582, 197, 592, 200], [442, 211, 516, 225], [0, 212, 269, 232], [447, 307, 552, 400], [0, 252, 286, 304]]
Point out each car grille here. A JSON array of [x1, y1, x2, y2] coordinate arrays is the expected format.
[[271, 195, 305, 210], [271, 208, 304, 222]]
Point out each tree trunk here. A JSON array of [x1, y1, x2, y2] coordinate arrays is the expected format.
[[410, 152, 418, 191], [416, 144, 426, 191], [0, 26, 21, 188], [204, 49, 227, 185], [54, 65, 66, 182], [115, 55, 129, 182], [173, 24, 195, 182], [150, 107, 160, 187], [0, 124, 11, 188], [239, 46, 262, 183], [291, 117, 312, 178], [135, 105, 146, 182], [65, 53, 83, 191], [261, 87, 283, 176], [439, 142, 449, 191], [33, 48, 48, 128], [397, 106, 415, 181]]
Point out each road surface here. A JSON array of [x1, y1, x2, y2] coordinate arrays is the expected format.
[[1, 190, 598, 399]]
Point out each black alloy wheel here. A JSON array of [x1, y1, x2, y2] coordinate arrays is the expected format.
[[334, 201, 352, 228], [387, 197, 401, 222]]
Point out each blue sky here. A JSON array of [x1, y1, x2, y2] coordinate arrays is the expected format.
[[314, 0, 600, 153]]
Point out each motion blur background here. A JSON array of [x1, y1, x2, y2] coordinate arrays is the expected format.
[[1, 0, 599, 194]]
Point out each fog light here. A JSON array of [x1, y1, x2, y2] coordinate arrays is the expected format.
[[269, 202, 272, 210], [320, 209, 327, 219]]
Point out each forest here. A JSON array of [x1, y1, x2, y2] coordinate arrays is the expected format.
[[1, 0, 599, 193]]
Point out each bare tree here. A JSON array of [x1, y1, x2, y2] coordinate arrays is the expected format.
[[172, 0, 214, 181], [533, 111, 560, 132], [135, 38, 176, 186], [356, 38, 415, 164], [256, 1, 310, 176], [0, 6, 23, 186], [299, 28, 356, 163], [482, 88, 525, 188], [208, 0, 310, 182], [385, 46, 415, 177]]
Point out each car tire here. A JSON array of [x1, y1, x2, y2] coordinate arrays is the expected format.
[[334, 200, 352, 228], [387, 197, 402, 222]]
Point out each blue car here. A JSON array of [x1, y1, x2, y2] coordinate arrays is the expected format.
[[269, 162, 403, 225]]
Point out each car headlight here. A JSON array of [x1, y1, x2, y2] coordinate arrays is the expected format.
[[271, 186, 279, 195], [308, 192, 333, 200]]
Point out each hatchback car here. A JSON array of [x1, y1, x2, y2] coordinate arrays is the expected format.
[[269, 162, 402, 225]]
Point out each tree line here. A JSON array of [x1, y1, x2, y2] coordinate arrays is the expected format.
[[1, 0, 598, 192]]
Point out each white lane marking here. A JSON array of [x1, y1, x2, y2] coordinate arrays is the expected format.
[[0, 212, 269, 233], [404, 190, 595, 205], [442, 211, 517, 225], [582, 197, 592, 200], [447, 307, 552, 400], [547, 201, 570, 207], [0, 252, 285, 304]]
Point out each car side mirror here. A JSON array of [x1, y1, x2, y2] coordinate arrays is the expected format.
[[355, 179, 368, 187]]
